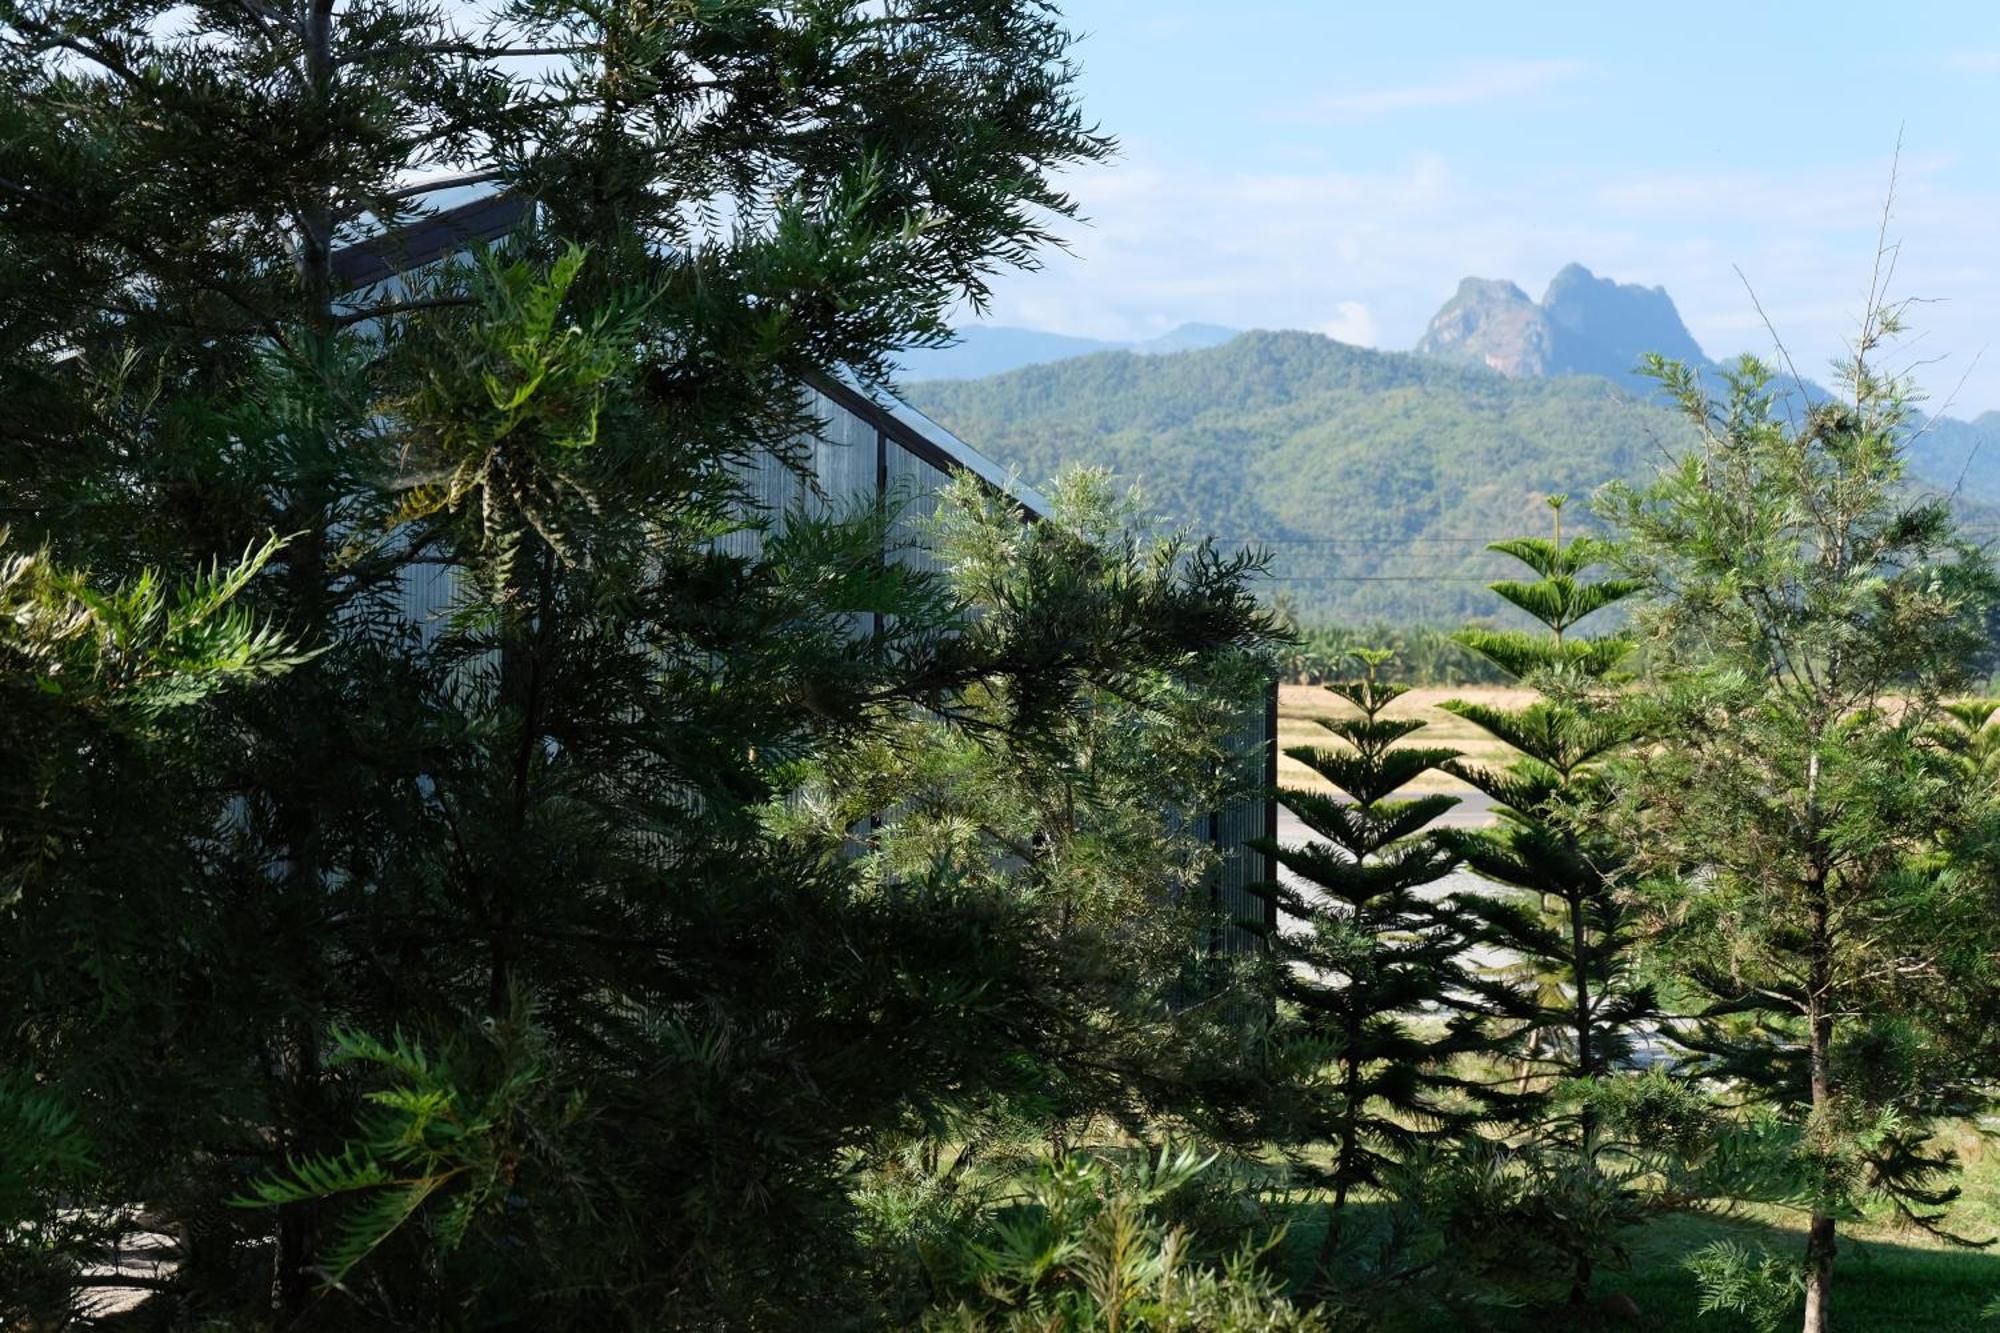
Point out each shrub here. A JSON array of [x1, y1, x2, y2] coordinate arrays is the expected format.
[[923, 1147, 1333, 1332]]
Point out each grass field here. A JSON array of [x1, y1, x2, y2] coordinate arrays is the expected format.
[[1273, 1134, 2000, 1330], [1282, 1203, 2000, 1331], [1277, 683, 1535, 798]]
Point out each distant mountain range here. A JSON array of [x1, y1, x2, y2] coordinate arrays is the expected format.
[[894, 322, 1239, 380], [903, 268, 2000, 624]]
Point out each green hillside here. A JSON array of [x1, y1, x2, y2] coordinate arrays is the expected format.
[[904, 331, 1698, 623]]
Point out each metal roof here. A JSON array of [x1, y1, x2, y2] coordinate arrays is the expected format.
[[811, 373, 1047, 518], [331, 192, 534, 287], [335, 193, 1044, 517]]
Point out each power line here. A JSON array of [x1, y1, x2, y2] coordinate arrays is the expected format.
[[1218, 537, 1526, 546], [1263, 574, 1504, 583], [1227, 531, 2000, 544]]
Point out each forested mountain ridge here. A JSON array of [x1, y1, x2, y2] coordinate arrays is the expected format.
[[1411, 262, 2000, 498], [893, 320, 1239, 380], [904, 329, 2000, 624], [903, 331, 1690, 623]]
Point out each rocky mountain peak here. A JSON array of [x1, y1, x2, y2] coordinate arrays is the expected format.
[[1417, 263, 1710, 388], [1414, 277, 1553, 378]]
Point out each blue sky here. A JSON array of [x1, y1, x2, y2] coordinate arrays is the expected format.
[[979, 1, 2000, 413]]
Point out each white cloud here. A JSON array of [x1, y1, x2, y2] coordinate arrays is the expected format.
[[1946, 51, 2000, 73], [1591, 150, 1956, 226], [978, 142, 2000, 411], [986, 148, 1590, 348], [1291, 59, 1583, 120], [1315, 302, 1379, 347]]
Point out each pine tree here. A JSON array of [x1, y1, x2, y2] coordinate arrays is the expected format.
[[0, 3, 1286, 1326], [1606, 299, 2000, 1333], [0, 533, 303, 1320], [1254, 650, 1489, 1294], [1437, 494, 1658, 1303]]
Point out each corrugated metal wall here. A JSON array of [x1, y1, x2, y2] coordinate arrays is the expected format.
[[1204, 682, 1278, 954], [716, 387, 877, 562], [882, 437, 951, 577]]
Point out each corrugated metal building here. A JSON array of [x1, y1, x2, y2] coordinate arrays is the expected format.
[[335, 196, 1276, 954]]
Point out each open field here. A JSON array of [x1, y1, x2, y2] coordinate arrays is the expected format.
[[1278, 682, 1535, 805]]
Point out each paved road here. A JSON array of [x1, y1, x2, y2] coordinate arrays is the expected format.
[[1273, 783, 1500, 905], [1270, 786, 1677, 1067], [1272, 786, 1510, 971]]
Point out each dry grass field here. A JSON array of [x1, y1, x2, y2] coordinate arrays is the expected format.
[[1276, 682, 1534, 803]]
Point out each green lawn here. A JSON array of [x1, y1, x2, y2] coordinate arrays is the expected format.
[[1270, 1126, 2000, 1330], [1607, 1211, 2000, 1332]]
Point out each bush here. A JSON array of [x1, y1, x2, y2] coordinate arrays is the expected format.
[[1683, 1240, 1803, 1333], [922, 1147, 1333, 1332], [1277, 623, 1509, 687]]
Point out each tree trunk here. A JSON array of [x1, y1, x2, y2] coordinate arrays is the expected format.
[[1803, 1211, 1836, 1333], [1311, 1176, 1352, 1300], [271, 534, 330, 1317], [272, 1015, 322, 1317], [489, 544, 555, 1012], [1802, 879, 1836, 1333], [1570, 887, 1596, 1306], [271, 2, 341, 1313], [1310, 1036, 1366, 1296]]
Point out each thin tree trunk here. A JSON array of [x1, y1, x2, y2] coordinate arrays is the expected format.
[[272, 1014, 322, 1316], [272, 1, 340, 1312], [490, 544, 555, 1012], [1311, 1176, 1352, 1300], [271, 534, 330, 1319], [1310, 1035, 1366, 1296], [1803, 1211, 1836, 1333], [1802, 879, 1836, 1333], [1570, 886, 1596, 1306]]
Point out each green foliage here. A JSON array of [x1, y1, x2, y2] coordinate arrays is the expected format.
[[1450, 627, 1631, 682], [1277, 617, 1509, 686], [922, 1148, 1330, 1332], [906, 330, 2000, 628], [926, 467, 1280, 756], [0, 1071, 92, 1219], [379, 244, 657, 566], [1252, 653, 1502, 1294], [1577, 1067, 1718, 1163], [1683, 1241, 1805, 1333], [774, 468, 1281, 1156], [0, 0, 1282, 1326], [1608, 305, 2000, 1326], [1424, 498, 1657, 1301], [0, 530, 304, 715], [1928, 699, 2000, 782], [0, 1071, 101, 1325], [236, 1018, 572, 1288], [1381, 1136, 1650, 1316], [1, 528, 306, 898], [0, 528, 302, 1324]]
